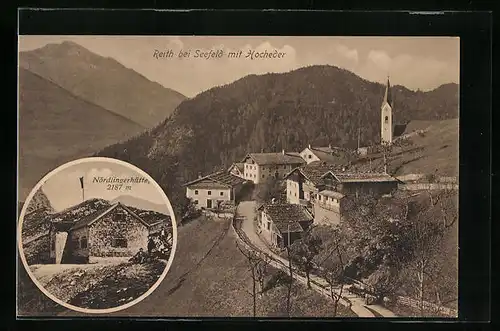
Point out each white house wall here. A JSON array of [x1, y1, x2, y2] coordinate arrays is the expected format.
[[186, 187, 232, 209], [286, 179, 301, 204], [300, 148, 321, 164]]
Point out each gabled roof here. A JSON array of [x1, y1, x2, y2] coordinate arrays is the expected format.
[[228, 162, 245, 173], [302, 146, 350, 164], [70, 203, 154, 231], [260, 203, 313, 234], [322, 171, 399, 183], [242, 152, 305, 166], [49, 198, 112, 223], [284, 161, 345, 186], [183, 171, 245, 188]]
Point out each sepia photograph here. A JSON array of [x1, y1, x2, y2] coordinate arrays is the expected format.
[[17, 157, 177, 314], [18, 35, 459, 318]]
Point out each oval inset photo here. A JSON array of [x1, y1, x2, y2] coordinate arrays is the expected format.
[[18, 157, 178, 314]]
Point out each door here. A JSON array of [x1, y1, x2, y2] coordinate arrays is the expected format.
[[206, 199, 212, 209]]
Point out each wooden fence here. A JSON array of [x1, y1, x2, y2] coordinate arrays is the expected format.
[[399, 183, 458, 191], [396, 296, 458, 317]]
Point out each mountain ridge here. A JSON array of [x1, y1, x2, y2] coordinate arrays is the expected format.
[[19, 40, 187, 128], [97, 64, 458, 218], [18, 68, 145, 200]]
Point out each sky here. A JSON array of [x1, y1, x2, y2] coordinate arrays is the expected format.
[[37, 160, 170, 214], [18, 36, 459, 98]]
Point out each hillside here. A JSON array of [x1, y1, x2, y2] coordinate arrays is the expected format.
[[18, 68, 145, 200], [26, 216, 354, 317], [19, 40, 186, 128], [97, 65, 458, 217], [353, 118, 459, 176]]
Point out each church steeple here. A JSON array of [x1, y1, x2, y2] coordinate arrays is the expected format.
[[383, 76, 392, 107], [380, 75, 393, 145]]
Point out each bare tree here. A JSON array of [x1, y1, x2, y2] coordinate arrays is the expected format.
[[320, 227, 347, 316], [284, 245, 294, 317], [380, 136, 414, 173], [289, 226, 323, 289], [403, 191, 448, 316], [255, 254, 271, 293], [236, 241, 265, 317]]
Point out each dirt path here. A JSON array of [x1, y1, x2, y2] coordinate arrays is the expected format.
[[235, 201, 397, 318]]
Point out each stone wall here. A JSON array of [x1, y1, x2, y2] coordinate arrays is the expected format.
[[89, 206, 149, 257], [22, 234, 51, 265]]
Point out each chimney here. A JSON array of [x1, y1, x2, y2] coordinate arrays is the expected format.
[[282, 149, 285, 155], [328, 144, 332, 149], [308, 144, 311, 149], [198, 172, 202, 179]]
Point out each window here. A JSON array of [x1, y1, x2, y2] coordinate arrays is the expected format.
[[194, 199, 199, 205], [262, 167, 265, 170], [267, 222, 270, 230], [385, 116, 389, 123], [308, 155, 312, 159], [194, 190, 199, 195], [220, 191, 224, 196], [262, 174, 265, 178], [112, 237, 127, 248], [51, 239, 55, 251], [80, 236, 88, 249], [114, 211, 125, 221], [208, 191, 212, 195]]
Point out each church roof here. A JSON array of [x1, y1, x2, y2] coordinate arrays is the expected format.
[[383, 77, 392, 107]]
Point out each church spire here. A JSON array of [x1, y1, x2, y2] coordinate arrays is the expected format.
[[383, 76, 392, 107]]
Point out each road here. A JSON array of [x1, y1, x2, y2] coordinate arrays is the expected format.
[[236, 200, 397, 318]]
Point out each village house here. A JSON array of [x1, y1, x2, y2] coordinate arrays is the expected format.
[[284, 162, 346, 225], [284, 161, 345, 205], [183, 171, 245, 209], [320, 171, 400, 198], [241, 150, 306, 184], [299, 144, 351, 165], [48, 200, 168, 264], [285, 163, 400, 225], [257, 203, 314, 249], [228, 162, 245, 178]]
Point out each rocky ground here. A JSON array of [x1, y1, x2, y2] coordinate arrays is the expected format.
[[30, 259, 167, 310]]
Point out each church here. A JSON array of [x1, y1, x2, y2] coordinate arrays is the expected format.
[[380, 77, 393, 145], [357, 77, 394, 156]]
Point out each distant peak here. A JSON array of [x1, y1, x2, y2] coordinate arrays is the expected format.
[[33, 40, 91, 56]]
